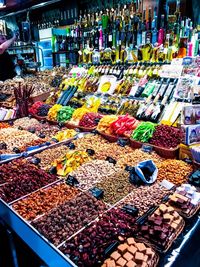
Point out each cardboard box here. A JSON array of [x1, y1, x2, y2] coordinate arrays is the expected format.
[[181, 124, 200, 145]]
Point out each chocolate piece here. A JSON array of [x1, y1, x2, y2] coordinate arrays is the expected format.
[[127, 238, 135, 246], [135, 252, 144, 263], [116, 257, 127, 267], [111, 251, 121, 261], [135, 243, 146, 252], [123, 252, 133, 262], [126, 260, 136, 267], [127, 245, 137, 255], [118, 244, 128, 254]]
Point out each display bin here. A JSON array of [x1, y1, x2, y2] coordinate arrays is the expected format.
[[129, 138, 143, 149], [153, 145, 179, 159], [31, 114, 47, 121], [98, 131, 129, 142], [0, 199, 76, 267]]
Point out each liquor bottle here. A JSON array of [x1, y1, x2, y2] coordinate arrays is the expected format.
[[99, 26, 103, 50], [158, 14, 165, 45], [151, 7, 158, 45], [150, 80, 176, 122], [141, 9, 147, 45], [146, 7, 152, 44], [137, 21, 142, 46]]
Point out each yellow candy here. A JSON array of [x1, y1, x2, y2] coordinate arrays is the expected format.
[[47, 104, 62, 121], [97, 115, 118, 133], [53, 150, 91, 176], [53, 129, 77, 142]]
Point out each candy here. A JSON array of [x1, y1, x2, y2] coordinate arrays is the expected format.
[[52, 150, 91, 176], [0, 159, 57, 202], [57, 106, 75, 122], [79, 112, 102, 128], [32, 192, 106, 246], [60, 208, 137, 267], [12, 183, 79, 221], [47, 104, 62, 121], [97, 115, 118, 134], [131, 122, 157, 143], [102, 238, 157, 267]]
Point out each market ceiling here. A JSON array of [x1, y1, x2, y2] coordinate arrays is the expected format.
[[0, 0, 53, 13]]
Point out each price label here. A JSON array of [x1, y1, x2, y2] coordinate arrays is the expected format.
[[106, 156, 117, 165], [89, 187, 104, 199], [160, 179, 175, 190], [66, 175, 79, 186], [117, 138, 129, 147], [141, 144, 153, 153], [109, 34, 112, 42]]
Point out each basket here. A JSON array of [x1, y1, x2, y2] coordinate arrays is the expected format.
[[98, 131, 128, 143], [167, 200, 200, 219], [77, 125, 96, 132], [153, 145, 179, 159], [65, 122, 79, 130], [31, 114, 47, 121], [46, 119, 58, 125], [129, 138, 143, 149]]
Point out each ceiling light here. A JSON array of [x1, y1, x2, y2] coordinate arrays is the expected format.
[[0, 0, 6, 8]]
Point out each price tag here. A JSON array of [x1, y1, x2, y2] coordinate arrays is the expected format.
[[86, 149, 95, 156], [66, 175, 79, 186], [122, 204, 139, 217], [66, 142, 76, 149], [125, 165, 134, 172], [109, 34, 112, 42], [89, 187, 104, 199], [141, 144, 153, 153], [117, 138, 129, 147], [106, 156, 117, 165], [160, 179, 175, 190]]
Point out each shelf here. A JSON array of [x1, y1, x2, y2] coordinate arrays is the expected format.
[[0, 199, 76, 267], [9, 52, 35, 55], [52, 50, 78, 54]]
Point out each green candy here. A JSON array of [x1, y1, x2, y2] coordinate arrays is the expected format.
[[57, 106, 75, 123], [131, 122, 157, 143]]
